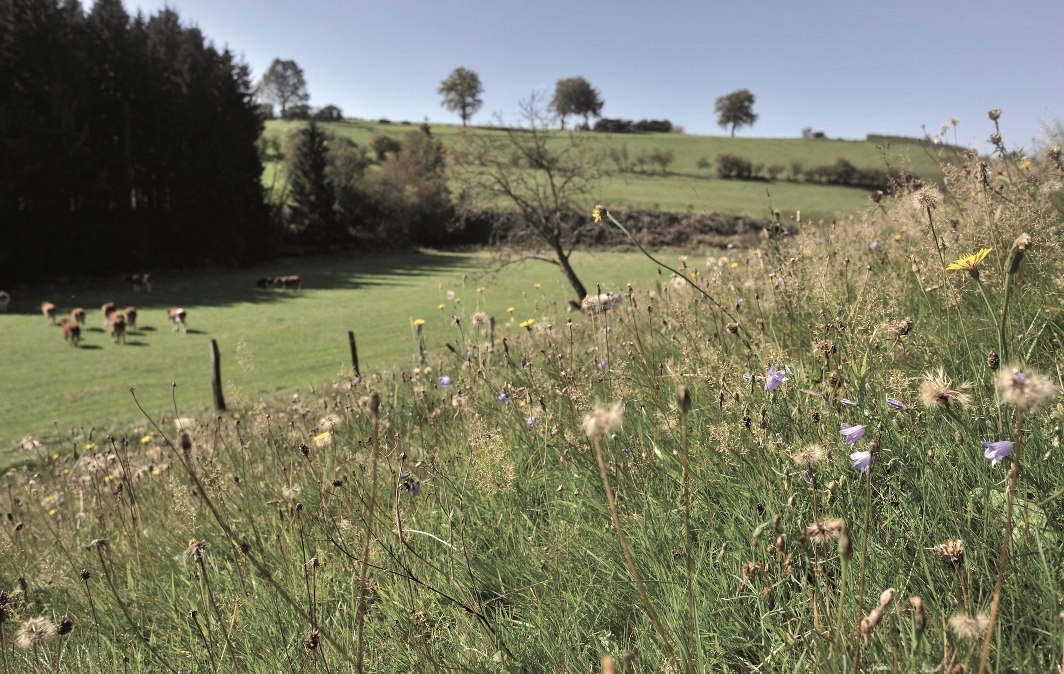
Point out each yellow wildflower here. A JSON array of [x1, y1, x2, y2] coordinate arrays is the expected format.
[[85, 442, 96, 451], [592, 205, 603, 223], [729, 262, 739, 269], [312, 431, 331, 447], [945, 248, 992, 273], [437, 303, 445, 310], [476, 287, 486, 294], [139, 434, 152, 444], [532, 283, 541, 289], [519, 319, 536, 329], [412, 318, 426, 327], [506, 306, 515, 313]]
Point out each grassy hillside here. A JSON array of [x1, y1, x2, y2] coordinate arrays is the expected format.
[[1, 148, 1061, 672], [262, 119, 958, 222]]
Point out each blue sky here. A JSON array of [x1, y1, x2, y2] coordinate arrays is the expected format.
[[121, 0, 1062, 150]]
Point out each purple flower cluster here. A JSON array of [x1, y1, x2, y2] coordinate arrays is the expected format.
[[438, 375, 452, 388]]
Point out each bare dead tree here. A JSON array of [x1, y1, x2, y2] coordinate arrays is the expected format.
[[452, 94, 602, 300]]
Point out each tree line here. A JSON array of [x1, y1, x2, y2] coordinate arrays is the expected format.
[[0, 0, 272, 287]]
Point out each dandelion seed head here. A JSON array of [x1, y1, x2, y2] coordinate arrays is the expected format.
[[912, 186, 943, 210], [995, 365, 1058, 411], [949, 612, 989, 641], [792, 444, 826, 468], [582, 400, 624, 439], [15, 617, 57, 649]]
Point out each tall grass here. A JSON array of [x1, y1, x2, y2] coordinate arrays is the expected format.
[[1, 119, 1062, 672]]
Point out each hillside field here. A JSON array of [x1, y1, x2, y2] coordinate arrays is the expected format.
[[262, 119, 958, 222]]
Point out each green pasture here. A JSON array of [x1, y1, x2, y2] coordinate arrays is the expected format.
[[0, 249, 670, 457], [262, 119, 957, 221]]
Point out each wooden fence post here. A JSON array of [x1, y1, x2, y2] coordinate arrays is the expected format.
[[210, 338, 226, 411], [348, 330, 360, 376]]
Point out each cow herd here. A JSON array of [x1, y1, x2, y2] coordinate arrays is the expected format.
[[40, 300, 188, 348]]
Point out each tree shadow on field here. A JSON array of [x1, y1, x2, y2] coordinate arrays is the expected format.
[[6, 250, 480, 314], [77, 344, 102, 350]]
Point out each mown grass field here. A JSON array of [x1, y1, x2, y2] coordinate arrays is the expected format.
[[1, 250, 668, 460], [262, 119, 957, 221]]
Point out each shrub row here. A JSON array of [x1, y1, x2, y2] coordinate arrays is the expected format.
[[709, 153, 910, 190], [592, 118, 674, 133]]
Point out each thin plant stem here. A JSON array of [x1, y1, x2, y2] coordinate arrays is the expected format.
[[977, 409, 1024, 674], [591, 434, 680, 670], [679, 399, 696, 674], [354, 404, 381, 674]]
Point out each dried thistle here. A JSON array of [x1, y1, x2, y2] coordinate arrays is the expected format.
[[919, 368, 973, 410], [932, 539, 965, 566]]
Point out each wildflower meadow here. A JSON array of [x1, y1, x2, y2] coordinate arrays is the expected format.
[[1, 118, 1063, 672]]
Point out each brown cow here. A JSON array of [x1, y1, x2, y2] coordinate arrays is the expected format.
[[71, 307, 86, 326], [101, 301, 117, 328], [123, 306, 138, 330], [273, 275, 302, 290], [61, 318, 81, 347], [41, 301, 57, 325], [168, 307, 187, 333], [108, 312, 127, 344]]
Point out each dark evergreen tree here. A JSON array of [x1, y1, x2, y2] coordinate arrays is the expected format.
[[287, 120, 342, 248]]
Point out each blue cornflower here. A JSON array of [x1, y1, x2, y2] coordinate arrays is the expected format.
[[765, 365, 788, 391], [981, 440, 1014, 467], [840, 424, 866, 446]]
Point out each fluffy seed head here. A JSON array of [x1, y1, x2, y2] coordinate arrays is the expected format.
[[792, 444, 826, 468], [949, 612, 989, 641], [15, 617, 57, 649], [582, 400, 624, 438], [919, 368, 972, 410], [912, 185, 943, 210], [995, 366, 1058, 411]]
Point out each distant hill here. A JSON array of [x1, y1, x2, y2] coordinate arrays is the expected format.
[[262, 119, 962, 223]]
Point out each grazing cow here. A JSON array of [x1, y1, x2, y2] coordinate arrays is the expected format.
[[0, 291, 10, 312], [273, 274, 302, 290], [256, 277, 274, 289], [126, 273, 152, 293], [61, 318, 81, 347], [108, 312, 127, 344], [101, 301, 117, 327], [71, 307, 86, 326], [41, 301, 57, 325], [168, 307, 187, 333], [123, 306, 138, 330]]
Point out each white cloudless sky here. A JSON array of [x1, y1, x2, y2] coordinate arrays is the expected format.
[[118, 0, 1062, 150]]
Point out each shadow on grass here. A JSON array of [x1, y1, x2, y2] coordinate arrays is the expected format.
[[5, 250, 480, 314]]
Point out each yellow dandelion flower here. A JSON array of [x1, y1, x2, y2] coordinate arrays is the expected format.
[[412, 318, 426, 327], [85, 442, 96, 451], [437, 303, 445, 310], [532, 283, 541, 289], [140, 434, 152, 444], [312, 431, 331, 447], [893, 233, 902, 242], [519, 318, 536, 329], [506, 306, 515, 313], [476, 287, 486, 294], [945, 248, 992, 272], [729, 262, 739, 269], [592, 205, 603, 223], [47, 508, 58, 517]]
